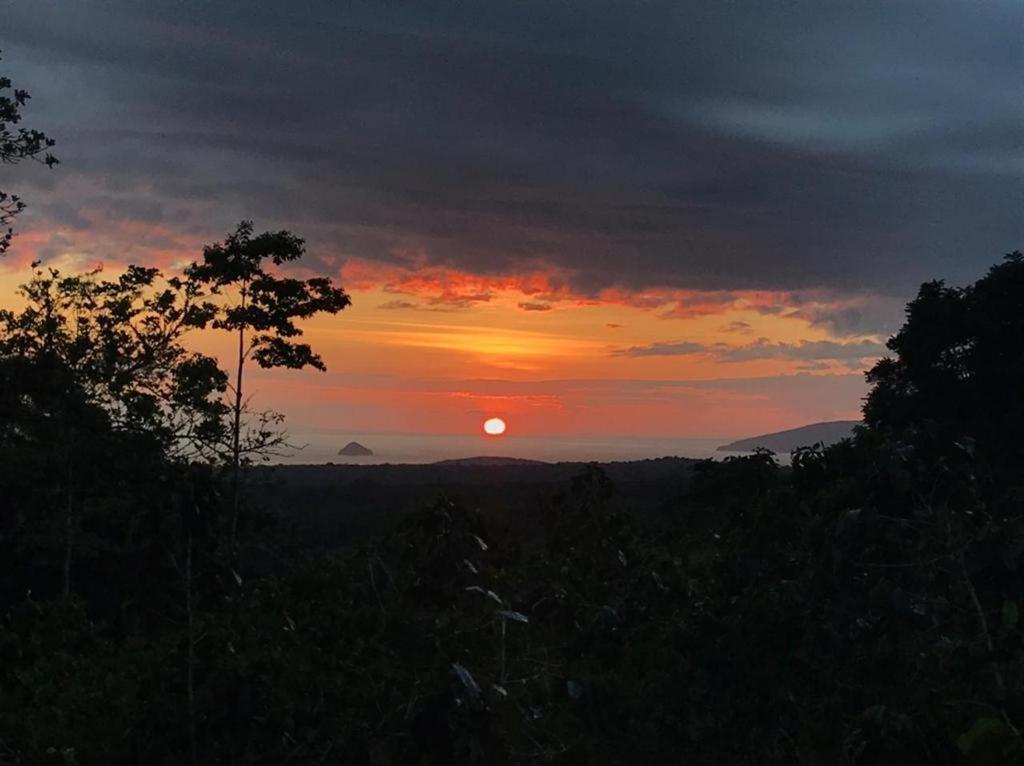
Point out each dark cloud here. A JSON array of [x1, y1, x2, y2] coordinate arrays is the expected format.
[[4, 0, 1021, 295], [378, 297, 491, 312], [717, 338, 887, 362], [791, 296, 907, 337], [612, 341, 706, 358], [796, 361, 834, 372], [426, 291, 493, 309], [721, 320, 753, 334], [518, 301, 552, 311], [613, 337, 886, 361]]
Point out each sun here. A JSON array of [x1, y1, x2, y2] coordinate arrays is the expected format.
[[483, 417, 507, 436]]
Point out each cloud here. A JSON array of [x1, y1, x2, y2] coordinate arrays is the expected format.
[[377, 296, 500, 313], [796, 361, 835, 372], [612, 341, 707, 358], [721, 320, 753, 334], [696, 101, 929, 153], [612, 337, 886, 361], [2, 0, 1020, 297], [518, 301, 552, 311], [790, 295, 905, 337], [426, 290, 493, 309], [658, 292, 740, 319], [717, 338, 887, 362]]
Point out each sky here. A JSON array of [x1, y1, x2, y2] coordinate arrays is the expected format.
[[2, 0, 1022, 440]]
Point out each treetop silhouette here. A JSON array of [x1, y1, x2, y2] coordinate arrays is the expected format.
[[186, 220, 351, 547], [0, 49, 57, 256]]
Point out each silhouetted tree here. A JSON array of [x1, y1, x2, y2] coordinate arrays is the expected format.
[[0, 264, 227, 599], [0, 50, 57, 255], [186, 221, 351, 549], [0, 354, 116, 600], [864, 251, 1024, 481], [0, 263, 227, 456]]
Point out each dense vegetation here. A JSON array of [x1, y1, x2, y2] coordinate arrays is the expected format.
[[1, 245, 1022, 764]]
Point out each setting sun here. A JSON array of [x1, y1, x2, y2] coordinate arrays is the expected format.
[[483, 417, 507, 436]]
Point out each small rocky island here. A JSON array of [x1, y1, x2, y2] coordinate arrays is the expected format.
[[338, 441, 374, 456]]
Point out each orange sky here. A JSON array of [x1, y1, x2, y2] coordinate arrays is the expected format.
[[0, 227, 880, 439]]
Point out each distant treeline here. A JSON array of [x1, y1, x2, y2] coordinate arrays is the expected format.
[[1, 251, 1023, 764], [249, 457, 697, 548]]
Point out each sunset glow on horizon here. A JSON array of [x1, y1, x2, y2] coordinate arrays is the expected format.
[[0, 249, 884, 439], [3, 0, 1017, 446]]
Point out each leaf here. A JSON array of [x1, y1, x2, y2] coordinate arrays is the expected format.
[[451, 663, 481, 701], [496, 609, 529, 623], [1003, 600, 1019, 631], [957, 717, 1010, 755], [465, 585, 503, 605], [861, 704, 886, 724], [651, 571, 669, 591]]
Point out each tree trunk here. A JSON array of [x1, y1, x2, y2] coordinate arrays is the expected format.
[[228, 289, 246, 552], [62, 489, 74, 598], [186, 528, 198, 766], [62, 440, 75, 598]]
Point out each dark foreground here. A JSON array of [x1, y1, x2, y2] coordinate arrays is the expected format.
[[2, 255, 1023, 763]]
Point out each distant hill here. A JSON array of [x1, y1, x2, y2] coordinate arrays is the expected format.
[[717, 420, 859, 453], [431, 456, 549, 467]]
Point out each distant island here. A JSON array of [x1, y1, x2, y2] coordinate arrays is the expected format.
[[338, 441, 374, 456], [717, 420, 859, 453]]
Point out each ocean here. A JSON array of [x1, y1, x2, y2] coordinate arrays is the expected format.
[[272, 431, 733, 465]]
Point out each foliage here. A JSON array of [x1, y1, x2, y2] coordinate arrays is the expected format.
[[186, 222, 351, 377], [0, 49, 58, 255], [0, 263, 227, 458], [865, 251, 1024, 482]]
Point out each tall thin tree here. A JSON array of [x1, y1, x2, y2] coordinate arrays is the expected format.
[[187, 221, 351, 549]]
